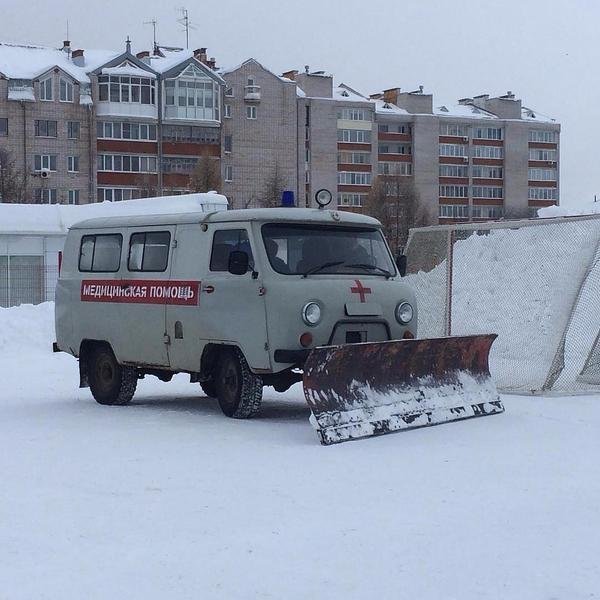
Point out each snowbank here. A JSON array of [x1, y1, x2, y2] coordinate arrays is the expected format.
[[0, 302, 55, 355], [538, 202, 600, 217]]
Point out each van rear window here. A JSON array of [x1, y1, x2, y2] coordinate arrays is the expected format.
[[128, 231, 171, 272], [79, 234, 122, 272]]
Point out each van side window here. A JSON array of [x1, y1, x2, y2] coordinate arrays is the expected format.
[[128, 231, 171, 272], [210, 229, 254, 272], [79, 234, 122, 272]]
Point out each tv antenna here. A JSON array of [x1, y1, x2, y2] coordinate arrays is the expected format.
[[177, 8, 196, 49], [144, 18, 158, 53]]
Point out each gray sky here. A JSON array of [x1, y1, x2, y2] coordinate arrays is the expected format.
[[0, 0, 597, 208]]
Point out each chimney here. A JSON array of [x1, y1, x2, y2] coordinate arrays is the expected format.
[[383, 87, 401, 105], [369, 92, 383, 100], [61, 40, 71, 53], [72, 49, 85, 67], [458, 97, 473, 105], [281, 69, 298, 81], [194, 47, 208, 63]]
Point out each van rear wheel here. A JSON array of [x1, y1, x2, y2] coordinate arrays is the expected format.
[[216, 347, 263, 418], [88, 346, 137, 406]]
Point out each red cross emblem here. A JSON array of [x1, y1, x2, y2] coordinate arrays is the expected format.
[[350, 279, 372, 303]]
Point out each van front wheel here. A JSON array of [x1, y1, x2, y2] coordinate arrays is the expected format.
[[216, 347, 263, 418], [88, 346, 137, 406]]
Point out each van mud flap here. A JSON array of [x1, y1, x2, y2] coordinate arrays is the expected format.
[[303, 335, 503, 445]]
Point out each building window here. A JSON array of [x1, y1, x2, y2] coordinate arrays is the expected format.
[[59, 77, 74, 102], [439, 164, 469, 177], [529, 130, 558, 143], [161, 156, 199, 173], [97, 154, 157, 173], [529, 148, 557, 161], [34, 120, 57, 137], [378, 144, 411, 155], [98, 75, 156, 105], [246, 105, 257, 119], [472, 145, 504, 159], [225, 87, 233, 97], [128, 232, 171, 272], [528, 187, 558, 200], [161, 125, 218, 143], [473, 127, 503, 140], [338, 193, 366, 207], [79, 234, 122, 272], [440, 123, 468, 137], [97, 188, 139, 202], [224, 135, 232, 153], [528, 168, 557, 181], [39, 77, 53, 101], [67, 156, 79, 172], [224, 103, 232, 118], [0, 118, 7, 136], [97, 121, 157, 141], [378, 162, 412, 176], [472, 205, 504, 219], [337, 108, 372, 121], [33, 188, 58, 204], [164, 65, 220, 120], [472, 186, 503, 199], [224, 165, 233, 182], [439, 204, 469, 218], [439, 143, 468, 157], [439, 185, 468, 198], [67, 121, 80, 139], [337, 129, 371, 143], [338, 151, 370, 164], [34, 154, 57, 171], [68, 190, 80, 205], [338, 172, 372, 185], [472, 165, 503, 179]]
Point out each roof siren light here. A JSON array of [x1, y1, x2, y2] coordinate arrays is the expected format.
[[315, 189, 333, 209], [281, 190, 295, 207]]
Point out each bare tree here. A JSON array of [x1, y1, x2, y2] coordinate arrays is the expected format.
[[188, 154, 222, 193], [134, 173, 160, 199], [364, 172, 429, 255], [0, 148, 24, 203], [260, 162, 287, 208]]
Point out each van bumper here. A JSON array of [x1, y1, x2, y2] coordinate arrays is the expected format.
[[273, 349, 311, 365]]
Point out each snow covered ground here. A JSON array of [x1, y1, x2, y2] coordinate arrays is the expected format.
[[2, 303, 600, 599]]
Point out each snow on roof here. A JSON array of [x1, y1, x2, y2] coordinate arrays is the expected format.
[[0, 42, 117, 83], [0, 193, 229, 235], [434, 102, 498, 119], [334, 84, 368, 102], [521, 106, 556, 123], [147, 49, 194, 73], [374, 99, 410, 116], [101, 64, 156, 78], [538, 203, 600, 218]]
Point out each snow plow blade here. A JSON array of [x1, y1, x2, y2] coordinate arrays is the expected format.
[[303, 334, 503, 445]]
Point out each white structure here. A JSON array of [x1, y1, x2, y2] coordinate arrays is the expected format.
[[0, 193, 228, 306]]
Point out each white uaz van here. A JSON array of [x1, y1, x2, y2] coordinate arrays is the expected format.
[[54, 207, 417, 419]]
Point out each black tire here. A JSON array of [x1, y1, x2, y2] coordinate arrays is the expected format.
[[88, 345, 137, 406], [200, 380, 217, 398], [215, 347, 263, 418]]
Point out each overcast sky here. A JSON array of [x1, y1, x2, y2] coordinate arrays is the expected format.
[[0, 0, 597, 208]]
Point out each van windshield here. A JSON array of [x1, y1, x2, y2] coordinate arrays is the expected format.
[[261, 223, 396, 276]]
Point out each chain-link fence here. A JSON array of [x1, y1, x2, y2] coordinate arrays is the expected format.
[[404, 215, 600, 394], [0, 258, 58, 308]]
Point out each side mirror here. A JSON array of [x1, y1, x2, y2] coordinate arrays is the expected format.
[[228, 250, 249, 275], [396, 254, 407, 277]]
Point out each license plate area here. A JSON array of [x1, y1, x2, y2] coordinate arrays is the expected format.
[[346, 330, 367, 343], [330, 321, 390, 345]]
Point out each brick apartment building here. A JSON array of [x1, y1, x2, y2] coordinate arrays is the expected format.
[[0, 40, 560, 224], [0, 40, 224, 204]]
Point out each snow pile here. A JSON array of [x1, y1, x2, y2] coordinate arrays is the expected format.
[[0, 302, 55, 355], [538, 202, 600, 217], [407, 219, 600, 392]]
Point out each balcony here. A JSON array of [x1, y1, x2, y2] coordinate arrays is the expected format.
[[244, 85, 261, 102]]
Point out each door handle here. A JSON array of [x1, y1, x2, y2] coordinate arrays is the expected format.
[[202, 284, 215, 294]]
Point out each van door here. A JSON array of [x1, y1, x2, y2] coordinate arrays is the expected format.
[[165, 223, 271, 373], [115, 226, 175, 367]]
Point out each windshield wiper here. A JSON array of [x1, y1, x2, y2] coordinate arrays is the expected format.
[[345, 263, 393, 279], [302, 261, 345, 278]]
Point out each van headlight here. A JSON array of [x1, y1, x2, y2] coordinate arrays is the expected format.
[[395, 302, 413, 324], [302, 302, 322, 326]]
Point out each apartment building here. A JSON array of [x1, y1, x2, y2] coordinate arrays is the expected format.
[[0, 41, 224, 204], [220, 59, 298, 208]]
